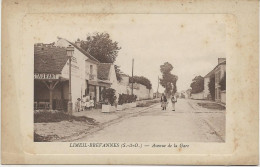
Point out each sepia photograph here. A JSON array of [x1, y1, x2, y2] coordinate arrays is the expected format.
[[2, 0, 259, 164], [33, 14, 226, 142]]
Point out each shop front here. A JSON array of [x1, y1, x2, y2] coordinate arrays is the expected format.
[[34, 73, 68, 111]]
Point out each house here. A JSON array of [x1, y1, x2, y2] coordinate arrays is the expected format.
[[117, 74, 131, 95], [34, 40, 101, 111], [204, 58, 226, 103], [55, 37, 107, 104], [186, 89, 191, 99], [34, 44, 70, 111], [116, 74, 154, 100], [34, 37, 118, 111], [130, 83, 153, 100], [97, 63, 119, 99]]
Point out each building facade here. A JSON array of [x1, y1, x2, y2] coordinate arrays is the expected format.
[[203, 58, 226, 103], [34, 38, 113, 111]]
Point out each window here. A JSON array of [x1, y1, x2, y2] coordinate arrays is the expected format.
[[215, 88, 218, 100], [90, 65, 93, 75]]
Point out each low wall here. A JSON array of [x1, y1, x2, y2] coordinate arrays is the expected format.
[[221, 91, 226, 104], [191, 92, 204, 100]]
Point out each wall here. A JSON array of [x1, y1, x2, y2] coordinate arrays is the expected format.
[[191, 92, 204, 100], [109, 65, 120, 98], [204, 77, 210, 99], [120, 75, 129, 85], [133, 84, 152, 100], [85, 61, 98, 81], [214, 64, 226, 101], [221, 91, 226, 104], [116, 75, 130, 95], [56, 39, 87, 109]]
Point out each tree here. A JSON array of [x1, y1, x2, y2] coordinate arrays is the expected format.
[[208, 75, 215, 100], [101, 88, 117, 105], [219, 72, 226, 91], [80, 32, 121, 63], [114, 65, 122, 82], [129, 76, 152, 90], [159, 62, 178, 96], [190, 76, 204, 94]]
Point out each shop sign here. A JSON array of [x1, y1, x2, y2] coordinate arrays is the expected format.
[[34, 73, 59, 80]]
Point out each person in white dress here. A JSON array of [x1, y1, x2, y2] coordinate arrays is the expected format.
[[89, 96, 94, 109], [81, 95, 86, 111], [171, 94, 177, 111], [85, 95, 90, 110]]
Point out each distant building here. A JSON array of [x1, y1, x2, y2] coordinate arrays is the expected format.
[[129, 83, 153, 100], [186, 89, 191, 99], [116, 74, 153, 100]]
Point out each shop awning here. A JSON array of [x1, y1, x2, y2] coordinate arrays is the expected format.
[[97, 79, 112, 87], [88, 80, 99, 86]]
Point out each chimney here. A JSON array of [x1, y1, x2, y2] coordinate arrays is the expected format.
[[75, 38, 81, 48], [218, 58, 226, 64]]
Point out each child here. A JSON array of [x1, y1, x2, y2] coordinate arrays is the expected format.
[[85, 95, 90, 110], [89, 96, 94, 110], [75, 98, 81, 112], [81, 95, 87, 111]]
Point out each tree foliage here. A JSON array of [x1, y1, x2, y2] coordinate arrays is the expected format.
[[219, 72, 226, 91], [190, 76, 204, 94], [159, 62, 178, 96], [101, 88, 117, 105], [129, 76, 152, 90], [80, 32, 121, 63], [208, 75, 215, 100]]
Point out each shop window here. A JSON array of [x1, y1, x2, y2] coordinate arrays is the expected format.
[[90, 65, 93, 75]]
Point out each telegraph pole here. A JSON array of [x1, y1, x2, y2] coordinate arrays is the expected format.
[[131, 58, 134, 95]]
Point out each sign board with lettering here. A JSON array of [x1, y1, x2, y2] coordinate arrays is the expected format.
[[34, 73, 60, 80]]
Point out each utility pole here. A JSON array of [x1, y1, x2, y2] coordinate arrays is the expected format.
[[131, 58, 134, 95], [156, 76, 159, 98]]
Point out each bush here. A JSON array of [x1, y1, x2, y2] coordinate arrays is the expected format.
[[101, 88, 117, 105], [34, 132, 59, 142], [208, 75, 215, 100], [118, 94, 137, 105]]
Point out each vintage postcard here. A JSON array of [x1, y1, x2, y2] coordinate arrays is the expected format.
[[2, 0, 259, 165]]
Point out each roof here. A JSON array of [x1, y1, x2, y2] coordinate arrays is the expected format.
[[34, 45, 69, 74], [204, 61, 226, 78], [64, 39, 100, 63], [97, 63, 112, 80]]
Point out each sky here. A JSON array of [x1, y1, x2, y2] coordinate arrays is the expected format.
[[30, 14, 226, 93]]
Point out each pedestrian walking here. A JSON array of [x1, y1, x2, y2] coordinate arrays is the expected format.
[[171, 95, 177, 111], [161, 93, 168, 110]]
